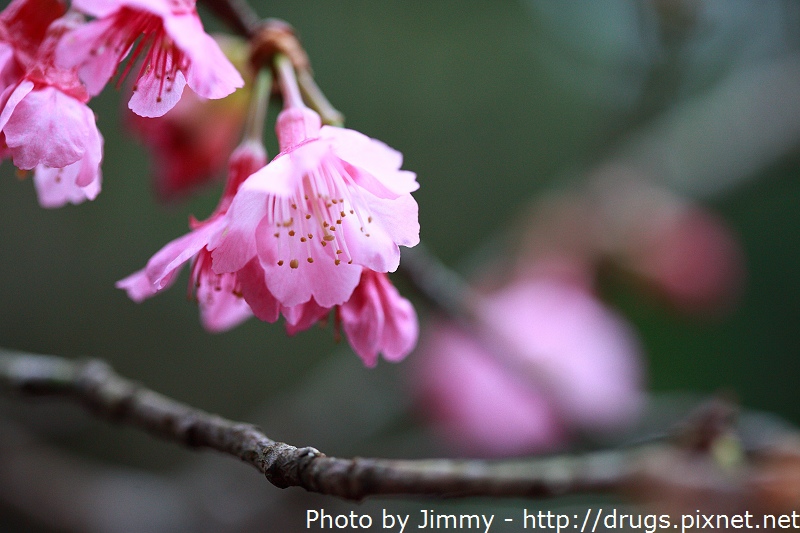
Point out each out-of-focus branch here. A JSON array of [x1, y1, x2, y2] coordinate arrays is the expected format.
[[0, 348, 629, 500], [398, 242, 481, 321], [198, 0, 261, 38]]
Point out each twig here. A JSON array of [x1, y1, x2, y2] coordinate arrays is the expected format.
[[398, 242, 481, 321], [198, 0, 261, 38], [1, 348, 630, 501]]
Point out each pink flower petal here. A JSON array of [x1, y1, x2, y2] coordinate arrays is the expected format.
[[341, 277, 384, 367], [260, 254, 362, 308], [236, 257, 280, 323], [339, 191, 419, 272], [116, 268, 158, 302], [283, 298, 329, 335], [196, 269, 252, 333], [413, 322, 567, 457], [0, 79, 32, 132], [164, 14, 243, 100], [32, 129, 103, 208], [144, 219, 220, 288], [128, 63, 186, 118], [480, 280, 644, 431], [237, 149, 307, 197], [325, 126, 403, 171], [340, 271, 418, 366], [70, 0, 153, 18], [340, 211, 401, 273], [0, 43, 16, 88], [325, 126, 419, 197], [55, 17, 122, 96], [2, 84, 96, 170], [376, 292, 417, 362], [256, 217, 362, 307], [22, 98, 102, 209], [364, 192, 420, 248], [209, 195, 264, 274]]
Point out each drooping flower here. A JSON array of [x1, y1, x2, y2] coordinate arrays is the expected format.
[[339, 270, 418, 367], [411, 278, 644, 457], [282, 268, 419, 366], [210, 54, 418, 309], [56, 0, 244, 117], [125, 35, 250, 201], [117, 140, 266, 331], [0, 9, 104, 208], [211, 105, 420, 309]]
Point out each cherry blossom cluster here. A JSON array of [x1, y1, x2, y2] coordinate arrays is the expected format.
[[1, 0, 420, 366], [0, 0, 242, 206]]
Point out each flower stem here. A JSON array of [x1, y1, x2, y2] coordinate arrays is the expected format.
[[243, 67, 272, 142], [298, 69, 345, 126], [198, 0, 261, 37], [274, 54, 304, 110]]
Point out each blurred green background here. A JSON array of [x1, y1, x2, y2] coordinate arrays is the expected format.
[[1, 1, 799, 531]]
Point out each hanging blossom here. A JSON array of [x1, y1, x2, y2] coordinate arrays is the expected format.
[[126, 35, 251, 202], [118, 56, 420, 364], [0, 0, 103, 208], [205, 57, 420, 364], [118, 139, 419, 364], [210, 59, 419, 314], [337, 269, 418, 367], [117, 139, 266, 332], [56, 0, 244, 118], [118, 68, 271, 332]]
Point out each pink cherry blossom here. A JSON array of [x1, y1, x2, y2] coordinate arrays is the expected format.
[[56, 0, 244, 118], [211, 106, 420, 309], [339, 270, 418, 367], [0, 11, 104, 208], [411, 278, 644, 457], [117, 140, 266, 332]]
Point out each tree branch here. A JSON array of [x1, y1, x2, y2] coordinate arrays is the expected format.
[[1, 348, 630, 501], [198, 0, 262, 38]]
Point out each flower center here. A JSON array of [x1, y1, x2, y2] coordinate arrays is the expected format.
[[93, 10, 187, 102], [269, 163, 375, 269]]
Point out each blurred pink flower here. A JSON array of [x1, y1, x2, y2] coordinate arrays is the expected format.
[[0, 8, 104, 207], [515, 185, 745, 315], [56, 0, 243, 117], [620, 207, 745, 314], [117, 140, 265, 332], [211, 105, 420, 309], [412, 278, 644, 457]]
